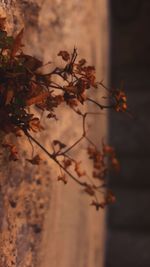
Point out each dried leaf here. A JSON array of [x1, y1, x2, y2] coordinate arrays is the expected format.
[[63, 158, 72, 169], [111, 157, 120, 172], [21, 54, 42, 71], [26, 154, 41, 165], [11, 28, 24, 58], [91, 200, 105, 210], [0, 17, 6, 30], [53, 140, 66, 149], [103, 144, 114, 156], [26, 92, 51, 106], [58, 51, 70, 61], [105, 190, 116, 204], [74, 161, 86, 177], [58, 174, 67, 184], [29, 117, 44, 132], [47, 112, 58, 120], [78, 59, 86, 66], [84, 184, 95, 196], [5, 88, 14, 105]]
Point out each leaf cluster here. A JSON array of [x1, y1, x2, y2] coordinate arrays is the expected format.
[[0, 18, 128, 210]]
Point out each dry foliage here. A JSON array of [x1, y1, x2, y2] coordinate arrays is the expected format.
[[0, 17, 128, 210]]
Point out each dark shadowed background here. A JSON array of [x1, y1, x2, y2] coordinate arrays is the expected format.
[[105, 1, 150, 266]]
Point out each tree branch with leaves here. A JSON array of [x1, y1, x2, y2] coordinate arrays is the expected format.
[[0, 17, 128, 210]]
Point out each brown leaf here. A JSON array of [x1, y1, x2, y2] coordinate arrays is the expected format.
[[26, 154, 41, 165], [26, 92, 51, 106], [84, 184, 95, 196], [29, 117, 44, 132], [5, 88, 14, 105], [53, 140, 66, 149], [91, 200, 105, 210], [64, 85, 77, 94], [63, 158, 72, 169], [47, 112, 58, 120], [103, 144, 114, 156], [21, 54, 42, 71], [58, 174, 67, 184], [0, 17, 6, 30], [105, 190, 116, 204], [14, 128, 24, 137], [78, 59, 86, 66], [58, 51, 70, 61], [111, 157, 120, 172], [11, 28, 24, 58], [74, 161, 86, 177]]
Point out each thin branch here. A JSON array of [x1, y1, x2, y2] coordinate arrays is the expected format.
[[57, 136, 84, 156], [86, 97, 114, 109], [24, 129, 86, 187]]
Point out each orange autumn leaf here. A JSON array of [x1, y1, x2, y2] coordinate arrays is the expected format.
[[74, 161, 86, 177], [26, 92, 51, 106], [29, 118, 44, 132]]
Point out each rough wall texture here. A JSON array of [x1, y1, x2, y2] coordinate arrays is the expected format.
[[0, 1, 109, 267]]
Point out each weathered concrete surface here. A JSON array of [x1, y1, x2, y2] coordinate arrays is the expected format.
[[0, 1, 109, 267]]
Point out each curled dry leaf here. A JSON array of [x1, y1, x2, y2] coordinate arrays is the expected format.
[[29, 118, 44, 132], [84, 184, 95, 196], [74, 161, 86, 177], [63, 158, 72, 169], [112, 89, 127, 112], [58, 50, 70, 61], [26, 92, 51, 106], [58, 174, 67, 184]]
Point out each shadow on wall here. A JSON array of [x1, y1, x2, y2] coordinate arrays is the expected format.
[[105, 1, 150, 267]]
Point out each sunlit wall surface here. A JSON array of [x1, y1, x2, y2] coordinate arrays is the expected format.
[[0, 1, 110, 267], [31, 1, 110, 267]]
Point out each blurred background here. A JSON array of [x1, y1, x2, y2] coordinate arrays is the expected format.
[[106, 1, 150, 267]]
